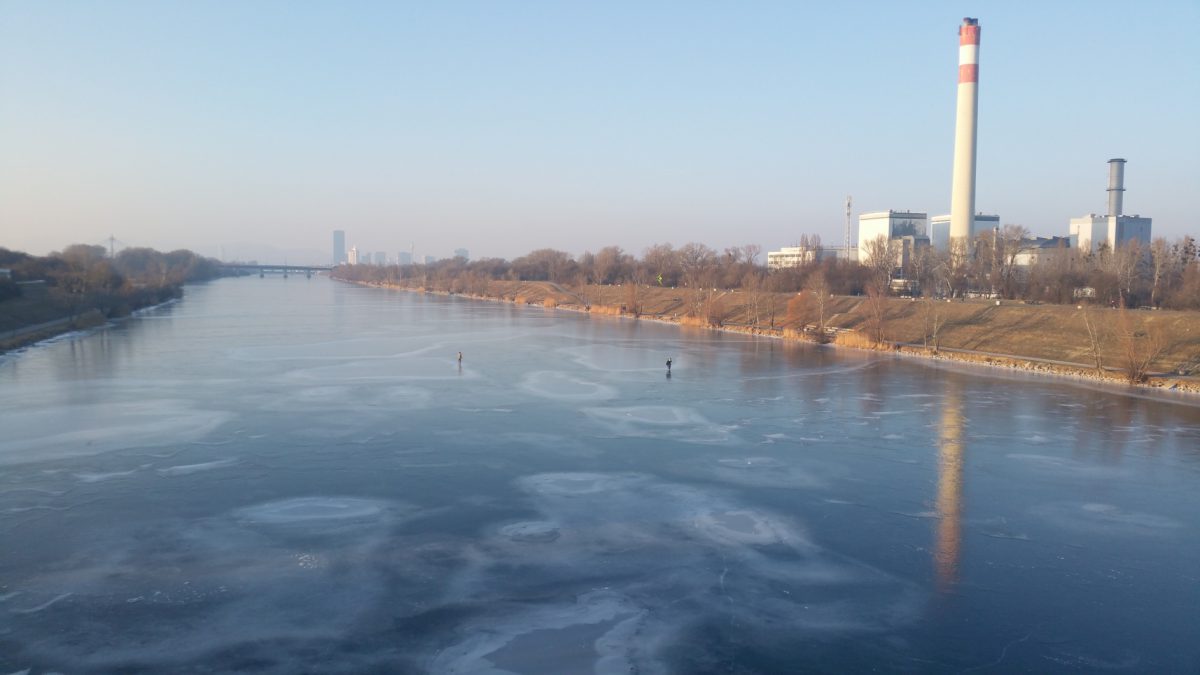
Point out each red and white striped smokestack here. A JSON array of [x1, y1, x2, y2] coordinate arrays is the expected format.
[[949, 17, 980, 244]]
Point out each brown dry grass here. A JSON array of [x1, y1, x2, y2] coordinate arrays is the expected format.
[[372, 279, 1200, 382]]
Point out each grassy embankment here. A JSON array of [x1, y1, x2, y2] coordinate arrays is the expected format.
[[354, 277, 1200, 393], [0, 285, 108, 352]]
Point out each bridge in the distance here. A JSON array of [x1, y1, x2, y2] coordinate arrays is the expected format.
[[219, 263, 334, 278]]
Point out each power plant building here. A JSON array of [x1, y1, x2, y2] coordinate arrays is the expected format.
[[1069, 159, 1152, 253], [930, 213, 1000, 250], [858, 211, 929, 267]]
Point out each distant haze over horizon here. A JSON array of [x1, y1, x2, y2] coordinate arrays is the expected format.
[[2, 2, 1197, 263]]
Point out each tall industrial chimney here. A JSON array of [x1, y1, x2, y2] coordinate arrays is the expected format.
[[1107, 158, 1126, 217], [949, 18, 981, 245]]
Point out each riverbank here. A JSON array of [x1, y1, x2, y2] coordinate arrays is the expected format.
[[339, 277, 1200, 395], [0, 310, 109, 353], [0, 290, 181, 354]]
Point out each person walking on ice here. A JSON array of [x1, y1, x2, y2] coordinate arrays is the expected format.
[[666, 357, 672, 373]]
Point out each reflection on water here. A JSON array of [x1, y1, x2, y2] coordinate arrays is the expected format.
[[934, 378, 965, 593]]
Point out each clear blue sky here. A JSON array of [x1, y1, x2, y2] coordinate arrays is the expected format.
[[2, 1, 1196, 263]]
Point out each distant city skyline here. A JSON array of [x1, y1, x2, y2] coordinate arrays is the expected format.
[[2, 2, 1196, 264]]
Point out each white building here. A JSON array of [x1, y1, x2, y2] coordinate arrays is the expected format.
[[930, 213, 1000, 250], [858, 211, 928, 264], [767, 246, 817, 270], [1013, 236, 1069, 267], [347, 247, 359, 265], [1069, 214, 1152, 253], [766, 245, 858, 270]]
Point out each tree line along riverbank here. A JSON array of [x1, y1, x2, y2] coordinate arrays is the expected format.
[[337, 274, 1200, 394], [0, 245, 223, 352]]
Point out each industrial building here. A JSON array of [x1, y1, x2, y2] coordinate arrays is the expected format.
[[763, 19, 1156, 279], [1013, 236, 1069, 267], [1069, 159, 1152, 253], [930, 213, 1000, 250], [857, 211, 929, 266], [766, 244, 857, 270], [766, 247, 818, 270]]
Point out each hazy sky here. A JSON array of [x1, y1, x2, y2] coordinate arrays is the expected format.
[[2, 1, 1197, 264]]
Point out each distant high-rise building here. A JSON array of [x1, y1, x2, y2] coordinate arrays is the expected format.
[[423, 255, 436, 265], [397, 251, 412, 265], [373, 252, 387, 265], [454, 248, 469, 260], [347, 247, 359, 265], [332, 230, 346, 264]]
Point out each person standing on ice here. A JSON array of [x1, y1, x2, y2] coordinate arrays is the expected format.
[[666, 358, 672, 373]]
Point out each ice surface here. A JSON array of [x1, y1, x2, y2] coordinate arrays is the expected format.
[[1031, 502, 1184, 536], [519, 370, 618, 401], [3, 278, 1199, 672], [582, 406, 734, 443], [233, 497, 388, 524], [0, 402, 231, 467], [156, 457, 239, 477]]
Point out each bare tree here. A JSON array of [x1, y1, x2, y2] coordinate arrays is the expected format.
[[1148, 237, 1171, 307], [593, 246, 627, 286], [996, 224, 1032, 298], [641, 243, 679, 287], [806, 268, 832, 341], [743, 269, 767, 326], [864, 284, 889, 345], [1079, 304, 1106, 376], [862, 236, 894, 292], [922, 291, 946, 352], [1114, 306, 1165, 383], [677, 242, 717, 317], [1110, 241, 1143, 306]]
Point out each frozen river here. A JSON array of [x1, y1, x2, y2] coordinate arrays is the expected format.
[[2, 276, 1198, 673]]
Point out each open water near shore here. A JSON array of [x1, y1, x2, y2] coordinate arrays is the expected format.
[[2, 276, 1198, 673]]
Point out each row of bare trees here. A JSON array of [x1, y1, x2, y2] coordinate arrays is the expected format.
[[855, 230, 1200, 310], [0, 245, 223, 321], [336, 233, 1200, 314]]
